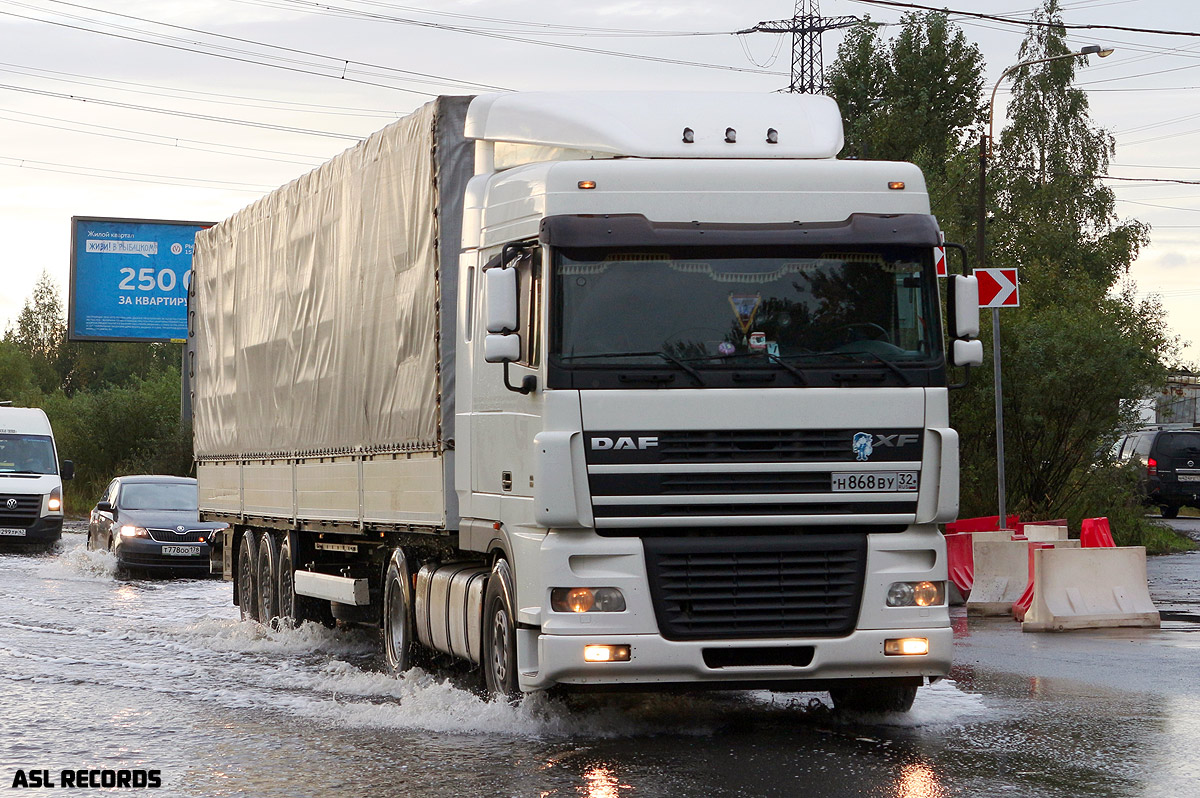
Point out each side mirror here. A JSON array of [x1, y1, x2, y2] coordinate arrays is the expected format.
[[60, 460, 75, 481], [484, 333, 521, 364], [951, 338, 984, 368], [96, 500, 115, 520], [485, 266, 518, 333], [949, 275, 980, 339]]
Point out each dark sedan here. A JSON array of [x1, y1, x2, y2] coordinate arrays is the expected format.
[[87, 475, 225, 574]]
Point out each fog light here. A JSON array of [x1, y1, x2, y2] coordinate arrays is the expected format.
[[583, 644, 631, 663], [551, 587, 626, 613], [884, 637, 929, 656], [119, 525, 148, 538]]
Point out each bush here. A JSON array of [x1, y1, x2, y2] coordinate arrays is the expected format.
[[1055, 463, 1194, 554]]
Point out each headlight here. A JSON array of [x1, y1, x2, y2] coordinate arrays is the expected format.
[[47, 486, 63, 513], [551, 587, 626, 613], [886, 581, 944, 607], [119, 525, 149, 538]]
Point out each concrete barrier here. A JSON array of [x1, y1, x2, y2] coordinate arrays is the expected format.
[[966, 539, 1033, 616], [1022, 524, 1069, 542], [1022, 547, 1160, 632]]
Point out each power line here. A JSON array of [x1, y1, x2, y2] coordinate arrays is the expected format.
[[0, 83, 363, 140], [0, 155, 275, 192], [848, 0, 1200, 37]]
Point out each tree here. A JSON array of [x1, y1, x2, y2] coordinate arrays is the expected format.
[[957, 0, 1174, 524], [5, 270, 65, 393]]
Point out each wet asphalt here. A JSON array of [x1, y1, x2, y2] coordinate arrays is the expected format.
[[0, 521, 1197, 797]]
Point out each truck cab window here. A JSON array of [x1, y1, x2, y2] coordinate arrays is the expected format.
[[515, 249, 542, 367]]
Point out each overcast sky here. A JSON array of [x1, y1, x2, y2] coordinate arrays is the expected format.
[[2, 0, 1198, 360]]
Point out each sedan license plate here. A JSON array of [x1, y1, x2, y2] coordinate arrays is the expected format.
[[1178, 475, 1200, 482], [0, 527, 27, 537], [162, 545, 201, 556], [831, 471, 918, 492]]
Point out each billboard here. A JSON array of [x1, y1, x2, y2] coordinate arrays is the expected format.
[[68, 216, 213, 342]]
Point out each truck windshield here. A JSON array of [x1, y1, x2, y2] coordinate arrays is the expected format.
[[550, 245, 942, 385], [0, 434, 57, 475]]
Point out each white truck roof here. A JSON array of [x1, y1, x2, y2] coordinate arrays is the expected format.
[[0, 407, 53, 437], [465, 92, 844, 160]]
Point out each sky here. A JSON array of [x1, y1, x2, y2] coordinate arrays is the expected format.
[[1, 0, 1198, 359]]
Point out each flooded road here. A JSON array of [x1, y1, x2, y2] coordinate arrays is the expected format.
[[2, 525, 1198, 797]]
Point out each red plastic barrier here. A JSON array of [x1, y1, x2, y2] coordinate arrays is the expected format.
[[1080, 517, 1115, 548], [1012, 542, 1056, 621], [944, 533, 974, 594], [946, 514, 1020, 534]]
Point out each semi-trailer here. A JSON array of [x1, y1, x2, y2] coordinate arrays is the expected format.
[[193, 92, 983, 710]]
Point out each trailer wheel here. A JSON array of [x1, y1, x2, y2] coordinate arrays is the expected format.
[[236, 532, 260, 623], [381, 548, 414, 675], [829, 681, 918, 714], [257, 531, 280, 625], [482, 559, 519, 700], [277, 535, 332, 628]]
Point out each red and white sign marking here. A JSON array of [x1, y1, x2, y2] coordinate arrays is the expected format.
[[934, 246, 947, 277], [976, 267, 1019, 308]]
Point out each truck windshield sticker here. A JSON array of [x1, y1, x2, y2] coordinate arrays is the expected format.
[[729, 293, 762, 333]]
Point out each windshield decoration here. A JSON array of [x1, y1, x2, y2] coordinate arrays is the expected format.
[[853, 432, 874, 462], [729, 293, 762, 334]]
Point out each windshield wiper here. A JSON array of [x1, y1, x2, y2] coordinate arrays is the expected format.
[[763, 353, 807, 385], [778, 350, 911, 385], [0, 470, 48, 475], [560, 351, 704, 386]]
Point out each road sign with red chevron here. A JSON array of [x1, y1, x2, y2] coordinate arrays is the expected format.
[[976, 267, 1019, 308], [934, 246, 947, 277]]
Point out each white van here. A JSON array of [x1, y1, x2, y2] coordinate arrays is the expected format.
[[0, 406, 74, 544]]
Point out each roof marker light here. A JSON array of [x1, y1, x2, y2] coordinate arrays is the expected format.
[[766, 128, 779, 144], [725, 127, 737, 144], [577, 180, 597, 190], [888, 181, 906, 190], [682, 127, 694, 144]]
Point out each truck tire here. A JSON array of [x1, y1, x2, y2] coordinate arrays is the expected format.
[[257, 531, 280, 625], [237, 532, 260, 623], [381, 548, 414, 675], [829, 681, 918, 714], [482, 559, 519, 699]]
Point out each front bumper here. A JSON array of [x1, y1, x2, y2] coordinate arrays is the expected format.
[[519, 626, 952, 691], [115, 537, 212, 571], [0, 515, 63, 545]]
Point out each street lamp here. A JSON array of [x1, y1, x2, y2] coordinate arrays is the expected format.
[[976, 44, 1113, 527]]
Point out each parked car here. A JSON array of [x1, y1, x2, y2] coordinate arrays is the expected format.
[[87, 475, 224, 573], [1116, 428, 1200, 518]]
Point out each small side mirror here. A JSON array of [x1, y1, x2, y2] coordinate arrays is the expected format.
[[485, 267, 518, 333], [96, 500, 114, 518], [950, 275, 980, 339], [60, 460, 75, 481], [951, 338, 984, 368], [484, 333, 521, 364]]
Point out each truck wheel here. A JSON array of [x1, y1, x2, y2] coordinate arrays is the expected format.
[[829, 681, 918, 714], [381, 548, 414, 675], [482, 560, 519, 700], [237, 532, 260, 623], [277, 535, 330, 627], [257, 531, 280, 625]]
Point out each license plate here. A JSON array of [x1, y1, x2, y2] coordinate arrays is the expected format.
[[0, 527, 27, 537], [162, 545, 201, 556], [831, 471, 918, 492], [1178, 475, 1200, 482]]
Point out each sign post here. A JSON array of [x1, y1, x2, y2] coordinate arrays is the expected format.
[[68, 216, 213, 421], [976, 267, 1020, 526]]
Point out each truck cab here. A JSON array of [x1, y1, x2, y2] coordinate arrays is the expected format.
[[0, 406, 73, 545]]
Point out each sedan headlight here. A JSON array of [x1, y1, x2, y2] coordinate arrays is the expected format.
[[119, 525, 149, 539]]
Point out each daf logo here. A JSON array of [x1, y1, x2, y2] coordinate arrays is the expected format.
[[5, 498, 16, 510], [591, 436, 659, 451]]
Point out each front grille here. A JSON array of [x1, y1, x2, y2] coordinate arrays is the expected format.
[[147, 528, 210, 543], [585, 429, 923, 465], [0, 495, 40, 527], [644, 534, 866, 640], [591, 471, 834, 496], [595, 501, 916, 519]]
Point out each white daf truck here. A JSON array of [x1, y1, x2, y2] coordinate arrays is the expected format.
[[193, 92, 983, 711]]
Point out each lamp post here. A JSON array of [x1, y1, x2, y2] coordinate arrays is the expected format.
[[977, 44, 1113, 527]]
